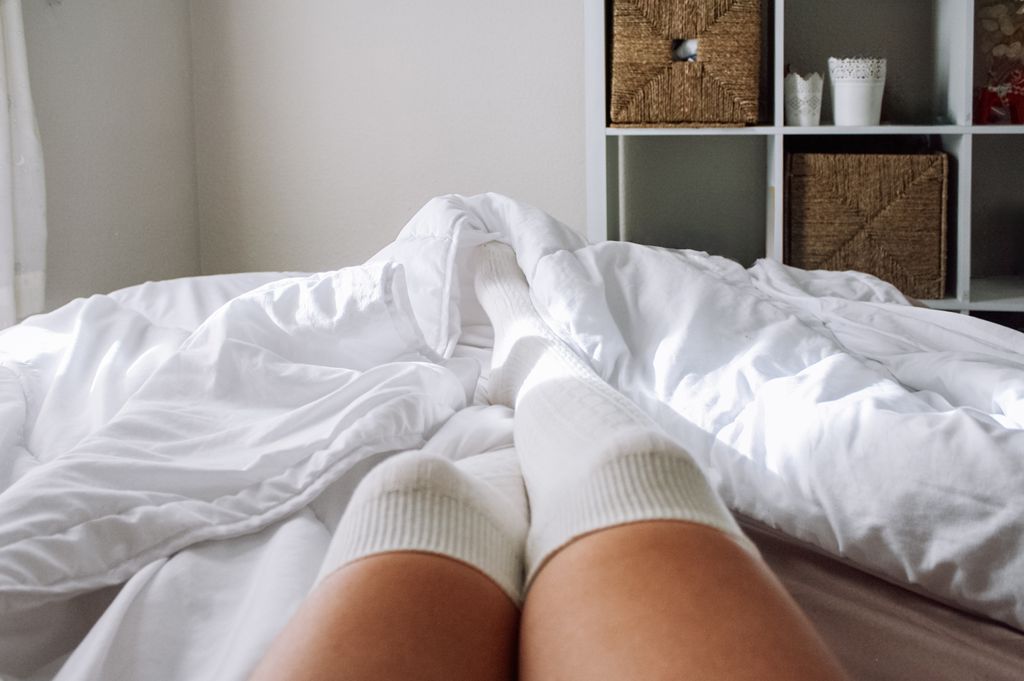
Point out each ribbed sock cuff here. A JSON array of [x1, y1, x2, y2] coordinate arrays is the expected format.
[[525, 448, 757, 584], [322, 484, 525, 605]]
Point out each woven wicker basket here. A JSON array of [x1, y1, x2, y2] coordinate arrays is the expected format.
[[610, 0, 762, 126], [785, 153, 949, 300]]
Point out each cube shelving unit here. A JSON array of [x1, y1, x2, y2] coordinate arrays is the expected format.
[[585, 0, 1024, 315]]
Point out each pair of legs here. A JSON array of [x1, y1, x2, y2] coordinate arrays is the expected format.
[[249, 519, 846, 681], [249, 242, 847, 680]]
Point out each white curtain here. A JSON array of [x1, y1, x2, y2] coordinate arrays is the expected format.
[[0, 0, 45, 329]]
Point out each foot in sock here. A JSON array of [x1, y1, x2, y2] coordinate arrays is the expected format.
[[472, 242, 756, 583], [317, 447, 529, 605]]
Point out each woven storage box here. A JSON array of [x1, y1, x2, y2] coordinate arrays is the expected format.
[[785, 153, 948, 300], [610, 0, 762, 126]]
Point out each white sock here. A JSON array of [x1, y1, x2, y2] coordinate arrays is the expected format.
[[473, 242, 756, 582], [317, 448, 528, 605]]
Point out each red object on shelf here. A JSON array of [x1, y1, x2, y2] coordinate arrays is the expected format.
[[1008, 68, 1024, 95], [977, 88, 1003, 124], [976, 68, 1024, 125], [1009, 69, 1024, 123], [1009, 93, 1024, 124]]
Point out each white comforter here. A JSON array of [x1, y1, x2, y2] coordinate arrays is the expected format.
[[1, 194, 1022, 680]]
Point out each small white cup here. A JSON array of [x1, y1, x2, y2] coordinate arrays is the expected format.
[[828, 57, 886, 126], [784, 72, 824, 126]]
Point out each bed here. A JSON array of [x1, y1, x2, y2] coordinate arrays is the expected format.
[[1, 193, 1022, 680]]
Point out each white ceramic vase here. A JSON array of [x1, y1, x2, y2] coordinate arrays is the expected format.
[[784, 72, 824, 126], [828, 57, 886, 126]]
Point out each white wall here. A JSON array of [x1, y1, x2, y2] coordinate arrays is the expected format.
[[190, 0, 586, 274], [20, 1, 585, 305], [23, 0, 200, 310]]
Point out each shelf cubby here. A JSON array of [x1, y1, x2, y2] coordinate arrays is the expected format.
[[618, 136, 768, 266], [971, 134, 1024, 308], [784, 0, 969, 126]]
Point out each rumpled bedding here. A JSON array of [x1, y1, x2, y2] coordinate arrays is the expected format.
[[1, 194, 1022, 680]]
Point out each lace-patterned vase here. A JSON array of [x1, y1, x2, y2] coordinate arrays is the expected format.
[[784, 72, 823, 126], [828, 57, 887, 126]]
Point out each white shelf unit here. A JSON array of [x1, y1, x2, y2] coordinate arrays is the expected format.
[[584, 0, 1024, 318]]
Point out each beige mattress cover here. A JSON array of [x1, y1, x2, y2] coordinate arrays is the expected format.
[[746, 523, 1024, 681]]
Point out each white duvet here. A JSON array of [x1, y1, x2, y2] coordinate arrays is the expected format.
[[0, 194, 1022, 680]]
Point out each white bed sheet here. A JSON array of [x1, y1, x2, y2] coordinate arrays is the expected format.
[[1, 193, 1022, 680], [526, 240, 1024, 628], [44, 406, 515, 681], [107, 272, 309, 332]]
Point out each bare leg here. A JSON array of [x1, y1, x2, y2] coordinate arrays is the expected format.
[[250, 449, 527, 681], [520, 521, 848, 681], [472, 242, 848, 680], [248, 552, 518, 681]]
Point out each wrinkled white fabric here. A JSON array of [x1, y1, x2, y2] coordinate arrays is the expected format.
[[1, 193, 1022, 681], [527, 242, 1024, 629], [0, 261, 472, 677], [107, 271, 307, 332]]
